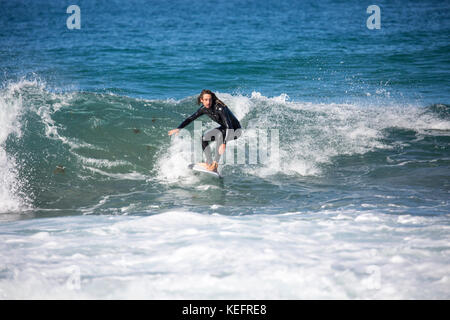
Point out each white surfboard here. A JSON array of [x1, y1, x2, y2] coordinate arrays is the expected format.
[[188, 163, 222, 178]]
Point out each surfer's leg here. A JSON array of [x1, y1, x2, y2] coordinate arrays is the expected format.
[[202, 127, 223, 164], [213, 128, 241, 163], [213, 128, 226, 163], [201, 140, 213, 164]]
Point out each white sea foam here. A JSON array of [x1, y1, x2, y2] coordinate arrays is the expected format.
[[155, 129, 201, 184], [0, 210, 448, 299], [215, 91, 255, 121], [224, 93, 449, 178], [0, 80, 34, 213], [78, 156, 131, 169], [83, 166, 147, 180]]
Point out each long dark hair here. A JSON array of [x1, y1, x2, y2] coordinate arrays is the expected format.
[[197, 89, 225, 106]]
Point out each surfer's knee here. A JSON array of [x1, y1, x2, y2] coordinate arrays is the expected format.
[[202, 140, 210, 150]]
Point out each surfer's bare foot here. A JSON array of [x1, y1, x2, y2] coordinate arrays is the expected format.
[[197, 162, 209, 169], [207, 161, 218, 172]]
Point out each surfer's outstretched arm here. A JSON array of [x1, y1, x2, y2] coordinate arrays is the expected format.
[[177, 107, 205, 129], [168, 107, 205, 136]]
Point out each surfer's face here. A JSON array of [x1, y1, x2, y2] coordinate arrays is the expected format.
[[200, 94, 212, 108]]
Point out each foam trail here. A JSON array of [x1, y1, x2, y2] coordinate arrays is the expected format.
[[155, 130, 200, 184]]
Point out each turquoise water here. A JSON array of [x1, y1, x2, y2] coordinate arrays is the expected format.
[[0, 0, 449, 299]]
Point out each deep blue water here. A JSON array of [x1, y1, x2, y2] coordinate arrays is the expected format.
[[1, 0, 449, 103]]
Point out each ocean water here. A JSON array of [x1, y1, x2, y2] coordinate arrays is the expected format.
[[0, 0, 449, 299]]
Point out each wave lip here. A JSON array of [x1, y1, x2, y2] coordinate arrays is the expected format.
[[0, 80, 35, 213]]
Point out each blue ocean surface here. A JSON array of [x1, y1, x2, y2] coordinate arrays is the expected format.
[[0, 0, 449, 299]]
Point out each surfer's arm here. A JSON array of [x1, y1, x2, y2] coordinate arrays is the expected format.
[[177, 107, 205, 129]]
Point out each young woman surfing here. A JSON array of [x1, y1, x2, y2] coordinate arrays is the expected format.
[[168, 89, 241, 172]]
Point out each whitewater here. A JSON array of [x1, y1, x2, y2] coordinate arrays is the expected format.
[[0, 79, 449, 299]]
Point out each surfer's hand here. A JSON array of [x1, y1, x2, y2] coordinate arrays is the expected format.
[[219, 143, 226, 155], [168, 128, 180, 136]]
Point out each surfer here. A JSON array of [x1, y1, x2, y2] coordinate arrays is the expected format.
[[168, 89, 242, 172]]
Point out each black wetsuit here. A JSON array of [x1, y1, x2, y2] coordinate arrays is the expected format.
[[177, 100, 242, 163]]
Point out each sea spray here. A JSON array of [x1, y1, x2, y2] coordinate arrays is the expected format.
[[0, 80, 32, 213]]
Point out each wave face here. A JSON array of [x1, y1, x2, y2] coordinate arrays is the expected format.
[[1, 80, 449, 218]]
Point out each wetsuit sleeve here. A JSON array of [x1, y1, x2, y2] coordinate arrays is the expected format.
[[218, 106, 234, 144], [177, 107, 205, 129]]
